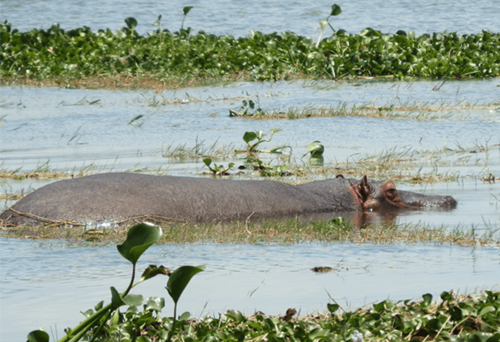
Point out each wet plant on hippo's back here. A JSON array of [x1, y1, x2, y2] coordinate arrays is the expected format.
[[27, 222, 205, 342]]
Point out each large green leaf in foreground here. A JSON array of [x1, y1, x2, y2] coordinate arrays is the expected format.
[[117, 223, 162, 265], [166, 265, 205, 304]]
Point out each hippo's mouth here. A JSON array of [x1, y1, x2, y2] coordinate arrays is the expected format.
[[349, 176, 407, 212]]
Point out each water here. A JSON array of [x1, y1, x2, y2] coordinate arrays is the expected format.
[[1, 79, 499, 171], [2, 0, 499, 37], [1, 238, 499, 341], [1, 80, 499, 229], [1, 1, 500, 340]]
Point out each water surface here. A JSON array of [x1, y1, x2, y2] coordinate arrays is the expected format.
[[1, 238, 499, 341], [2, 0, 499, 37]]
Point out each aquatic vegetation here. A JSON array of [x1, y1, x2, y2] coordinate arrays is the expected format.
[[3, 216, 499, 247], [229, 99, 265, 117], [27, 222, 204, 342], [202, 158, 235, 176], [234, 128, 291, 154], [244, 155, 293, 177], [1, 5, 499, 89], [316, 4, 343, 48], [229, 99, 500, 121], [28, 284, 500, 341], [162, 139, 235, 160]]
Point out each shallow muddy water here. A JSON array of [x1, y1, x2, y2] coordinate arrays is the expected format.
[[1, 238, 499, 341], [2, 0, 500, 37]]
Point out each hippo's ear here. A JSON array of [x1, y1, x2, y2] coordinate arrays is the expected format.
[[358, 176, 372, 201], [349, 175, 372, 208]]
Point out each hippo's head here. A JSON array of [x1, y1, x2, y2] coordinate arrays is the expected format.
[[349, 176, 405, 211], [348, 176, 457, 212]]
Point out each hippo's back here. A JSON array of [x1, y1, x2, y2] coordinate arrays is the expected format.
[[1, 173, 319, 225]]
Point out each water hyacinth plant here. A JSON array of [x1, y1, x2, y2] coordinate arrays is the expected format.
[[203, 157, 235, 176], [27, 223, 204, 342], [1, 3, 499, 88], [229, 99, 265, 117], [235, 129, 291, 154]]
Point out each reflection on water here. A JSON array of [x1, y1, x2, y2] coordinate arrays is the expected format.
[[1, 238, 499, 341]]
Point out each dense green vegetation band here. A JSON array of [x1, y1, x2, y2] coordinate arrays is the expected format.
[[1, 21, 499, 81]]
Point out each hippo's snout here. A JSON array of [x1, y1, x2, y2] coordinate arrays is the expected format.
[[439, 196, 458, 208]]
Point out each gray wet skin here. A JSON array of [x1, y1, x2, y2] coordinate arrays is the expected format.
[[0, 173, 457, 226]]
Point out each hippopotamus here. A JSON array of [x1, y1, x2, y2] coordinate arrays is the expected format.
[[0, 173, 457, 227]]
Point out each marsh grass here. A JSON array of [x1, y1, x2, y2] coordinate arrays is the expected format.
[[0, 140, 493, 186], [2, 218, 498, 247], [0, 192, 26, 201], [162, 139, 235, 159], [0, 71, 263, 91], [237, 99, 500, 121]]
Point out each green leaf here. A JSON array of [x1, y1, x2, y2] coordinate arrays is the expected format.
[[226, 310, 244, 323], [145, 297, 165, 312], [243, 131, 258, 144], [137, 336, 152, 342], [166, 265, 205, 304], [153, 15, 162, 26], [123, 294, 143, 306], [309, 328, 329, 339], [440, 291, 453, 302], [479, 305, 495, 317], [117, 223, 162, 265], [27, 330, 49, 342], [111, 286, 126, 308], [304, 141, 324, 157], [422, 293, 433, 305], [179, 311, 191, 321], [124, 17, 138, 30], [94, 300, 104, 311], [182, 6, 194, 16], [110, 308, 120, 326], [330, 4, 342, 16], [327, 303, 339, 314], [319, 20, 329, 31], [203, 158, 212, 167]]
